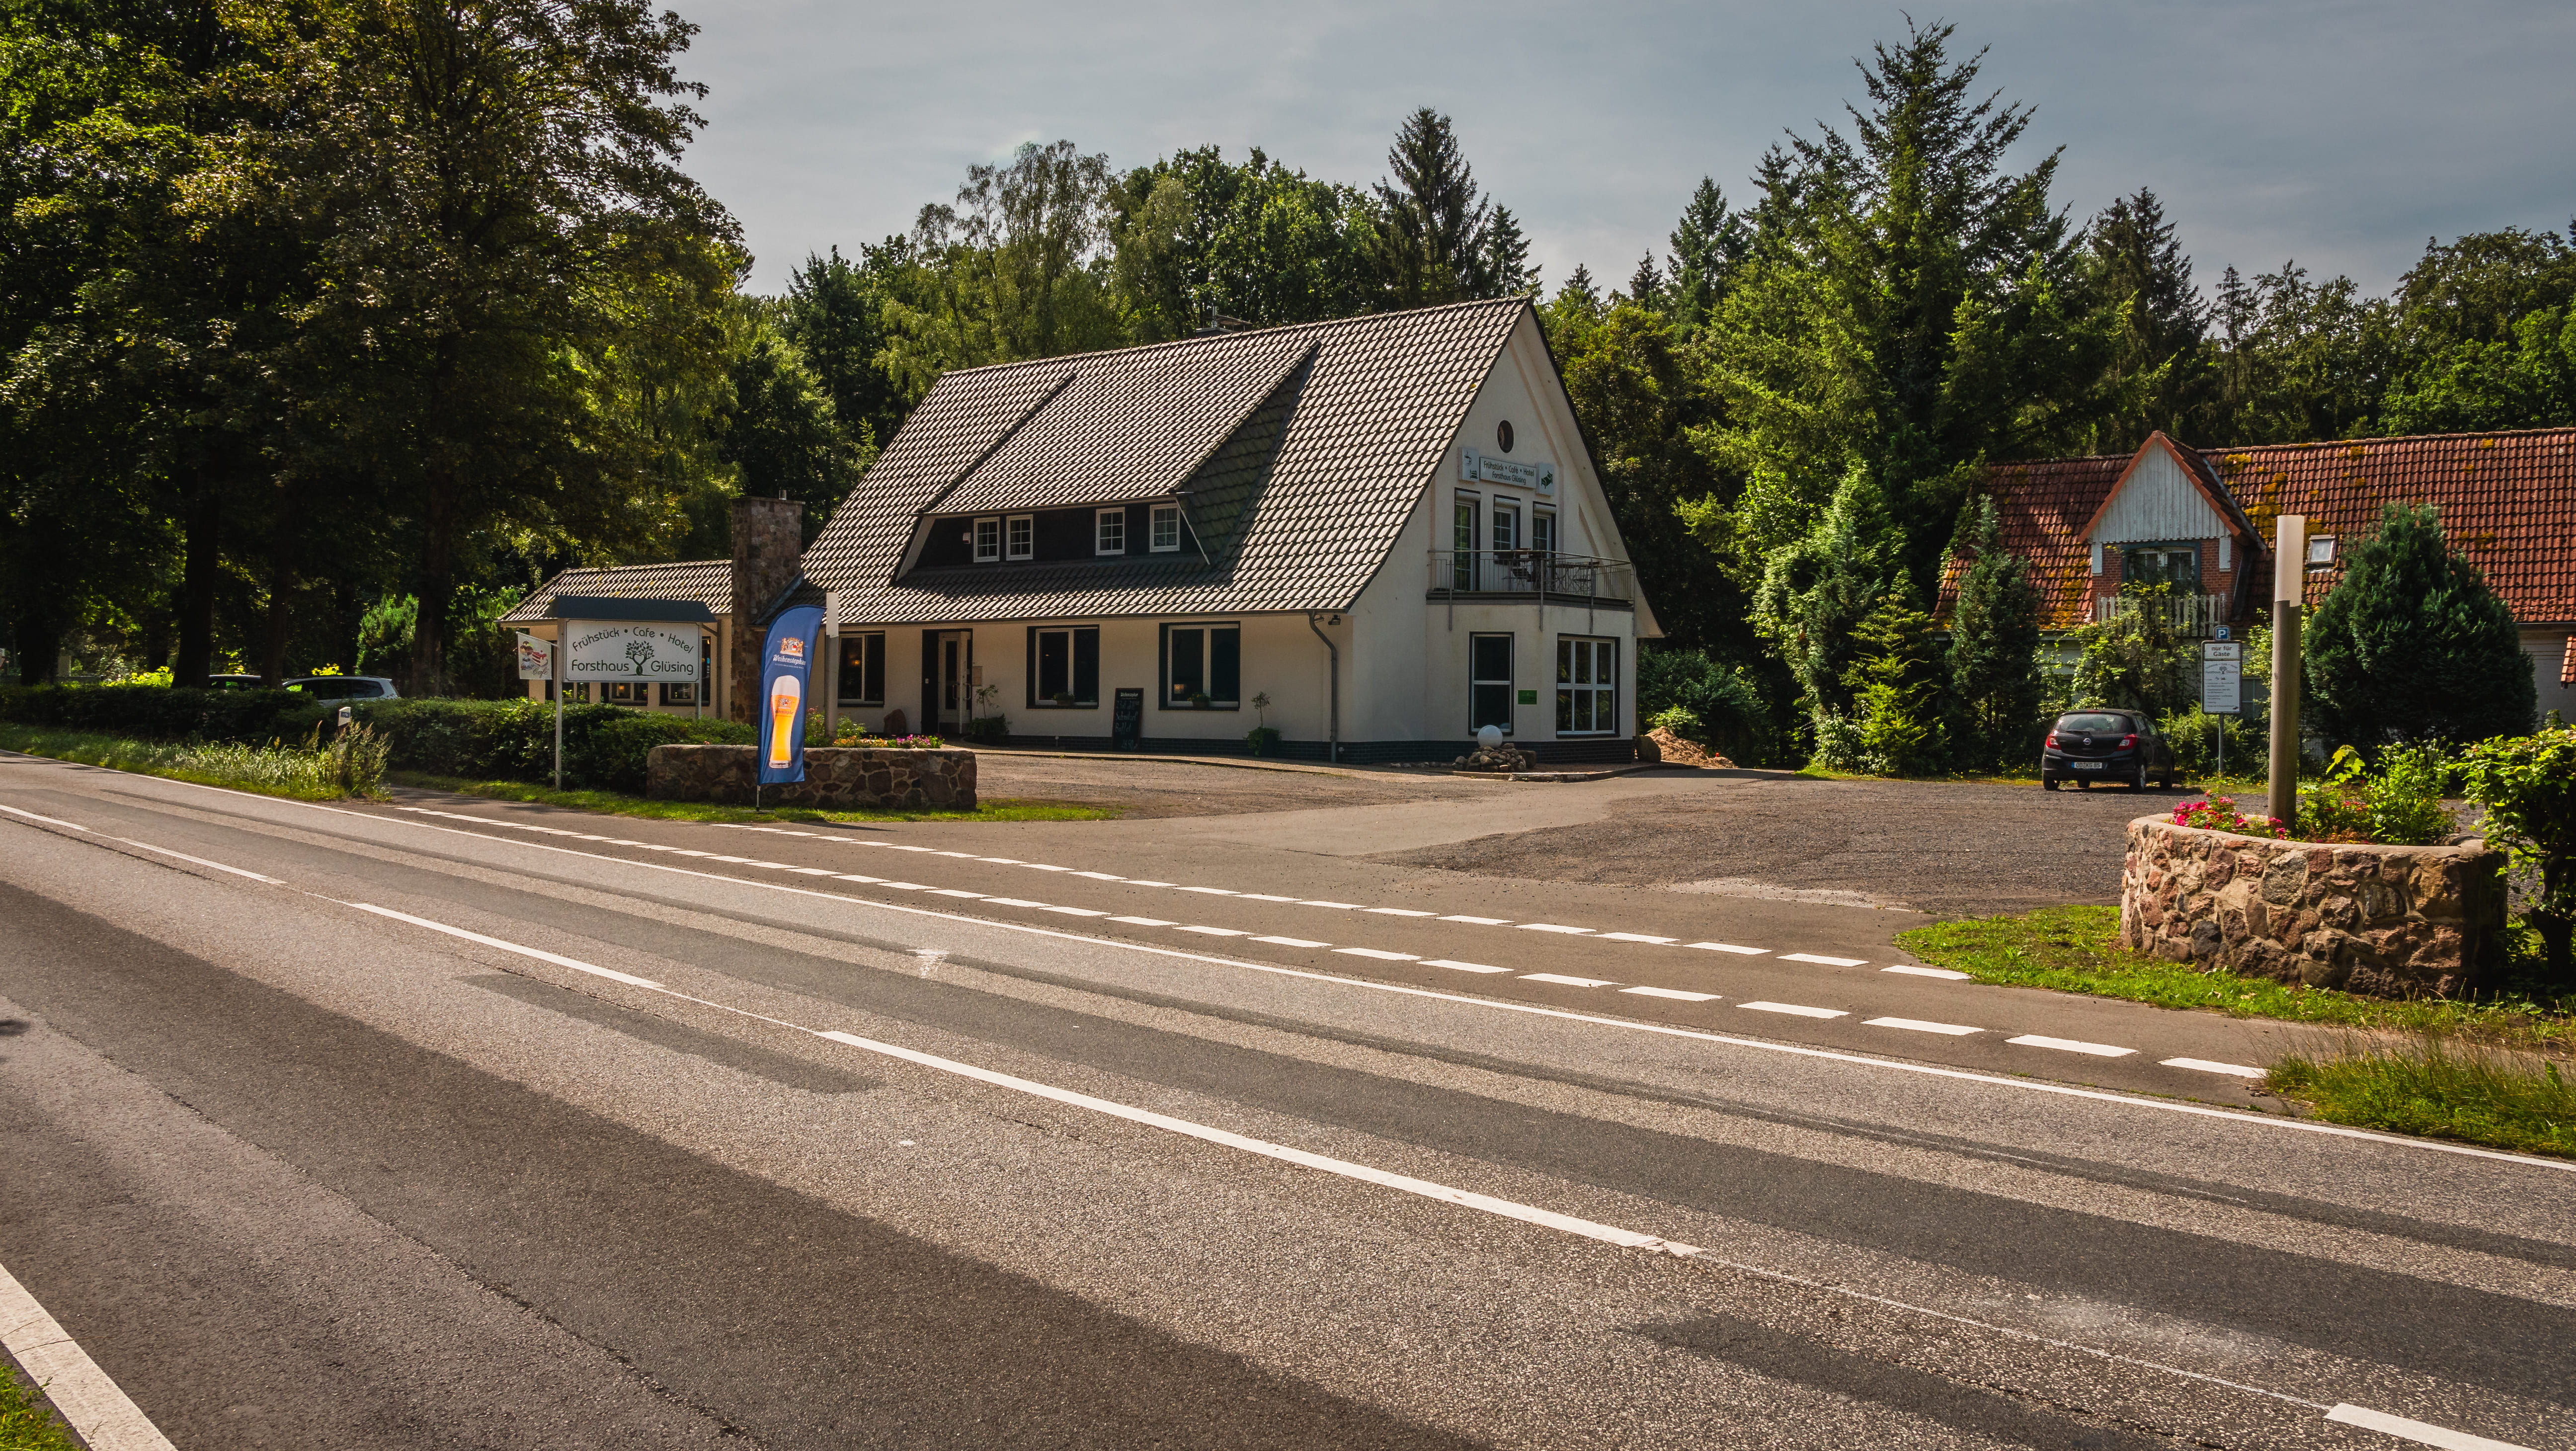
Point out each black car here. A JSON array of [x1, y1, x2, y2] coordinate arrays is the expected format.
[[2041, 709, 2175, 791]]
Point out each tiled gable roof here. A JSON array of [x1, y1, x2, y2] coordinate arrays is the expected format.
[[802, 299, 1528, 625], [1956, 426, 2576, 628], [502, 561, 732, 624]]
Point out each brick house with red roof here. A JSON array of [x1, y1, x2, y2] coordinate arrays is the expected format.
[[1955, 426, 2576, 725]]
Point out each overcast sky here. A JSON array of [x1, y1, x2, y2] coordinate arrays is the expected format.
[[666, 1, 2576, 303]]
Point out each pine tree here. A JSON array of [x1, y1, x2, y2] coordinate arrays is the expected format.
[[1842, 587, 1947, 775], [1484, 205, 1537, 296], [2305, 502, 2535, 748], [2091, 188, 2212, 450], [1372, 108, 1493, 306], [1943, 495, 2044, 767], [1623, 253, 1666, 312], [1666, 176, 1748, 338]]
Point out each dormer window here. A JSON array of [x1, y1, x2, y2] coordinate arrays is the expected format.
[[972, 517, 1000, 562], [1096, 508, 1126, 555], [1150, 504, 1182, 553], [1006, 514, 1034, 560]]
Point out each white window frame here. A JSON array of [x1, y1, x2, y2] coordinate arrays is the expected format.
[[1492, 500, 1520, 553], [973, 517, 1001, 563], [1006, 513, 1034, 561], [1096, 508, 1126, 556], [1532, 510, 1556, 556], [1556, 636, 1619, 737], [1150, 504, 1182, 553]]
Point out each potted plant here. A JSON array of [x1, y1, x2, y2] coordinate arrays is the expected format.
[[1245, 692, 1278, 755], [1190, 691, 1210, 710]]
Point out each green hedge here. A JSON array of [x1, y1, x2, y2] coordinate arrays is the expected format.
[[0, 685, 751, 794]]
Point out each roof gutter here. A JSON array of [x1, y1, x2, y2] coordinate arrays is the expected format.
[[1306, 612, 1340, 763]]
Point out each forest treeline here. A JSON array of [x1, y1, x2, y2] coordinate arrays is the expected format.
[[6, 7, 2573, 711]]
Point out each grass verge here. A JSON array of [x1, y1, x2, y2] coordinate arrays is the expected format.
[[384, 771, 1118, 824], [0, 723, 378, 801], [1896, 904, 2574, 1050], [2266, 1040, 2576, 1159], [0, 1363, 81, 1451]]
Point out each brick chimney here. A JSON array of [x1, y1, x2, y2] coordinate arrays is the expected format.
[[729, 497, 804, 722]]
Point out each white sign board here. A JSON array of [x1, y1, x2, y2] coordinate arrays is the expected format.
[[516, 633, 554, 681], [564, 622, 702, 684], [2201, 650, 2242, 714], [1459, 447, 1556, 494]]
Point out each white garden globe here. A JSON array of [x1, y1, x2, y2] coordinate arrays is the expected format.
[[1477, 725, 1503, 749]]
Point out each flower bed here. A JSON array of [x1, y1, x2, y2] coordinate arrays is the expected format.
[[2120, 813, 2507, 998]]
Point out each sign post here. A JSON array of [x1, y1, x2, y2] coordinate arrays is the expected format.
[[2202, 642, 2242, 779], [2267, 515, 2305, 832], [537, 595, 719, 794], [553, 631, 565, 790]]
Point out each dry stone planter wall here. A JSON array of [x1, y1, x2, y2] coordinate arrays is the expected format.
[[2120, 814, 2506, 997], [647, 744, 976, 810]]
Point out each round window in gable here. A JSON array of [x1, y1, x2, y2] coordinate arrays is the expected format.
[[1497, 420, 1515, 454]]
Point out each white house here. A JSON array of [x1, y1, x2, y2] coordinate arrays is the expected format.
[[795, 298, 1659, 760]]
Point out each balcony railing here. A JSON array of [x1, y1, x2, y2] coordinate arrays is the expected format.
[[1427, 551, 1634, 602], [2093, 591, 2232, 637]]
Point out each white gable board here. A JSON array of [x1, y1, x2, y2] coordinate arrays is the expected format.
[[2092, 445, 2228, 546]]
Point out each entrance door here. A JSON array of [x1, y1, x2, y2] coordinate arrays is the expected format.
[[934, 630, 971, 733]]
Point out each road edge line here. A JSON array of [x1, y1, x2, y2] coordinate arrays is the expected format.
[[0, 1257, 179, 1451]]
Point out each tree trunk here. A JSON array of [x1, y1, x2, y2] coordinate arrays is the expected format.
[[260, 568, 295, 687], [409, 471, 454, 697], [176, 468, 221, 687]]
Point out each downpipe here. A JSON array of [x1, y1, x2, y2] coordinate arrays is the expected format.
[[1306, 611, 1340, 763]]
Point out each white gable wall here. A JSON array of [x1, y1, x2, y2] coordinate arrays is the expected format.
[[2093, 446, 2229, 545]]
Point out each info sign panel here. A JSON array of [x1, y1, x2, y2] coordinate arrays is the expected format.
[[1458, 447, 1557, 494], [515, 633, 555, 681], [2202, 641, 2243, 714], [564, 622, 703, 686]]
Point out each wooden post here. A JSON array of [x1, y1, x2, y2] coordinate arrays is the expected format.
[[2267, 514, 2304, 832]]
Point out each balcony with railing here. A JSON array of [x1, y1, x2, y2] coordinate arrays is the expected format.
[[2093, 591, 2232, 637], [1427, 551, 1635, 604]]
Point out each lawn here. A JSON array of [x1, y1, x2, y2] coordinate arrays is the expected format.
[[0, 723, 375, 801], [0, 1365, 80, 1451], [384, 771, 1117, 825]]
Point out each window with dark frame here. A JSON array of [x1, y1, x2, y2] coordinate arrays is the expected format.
[[836, 632, 886, 705], [659, 681, 697, 707], [1159, 622, 1239, 708], [1532, 511, 1556, 556], [1096, 508, 1126, 555], [1452, 493, 1477, 589], [973, 517, 1001, 562], [1006, 514, 1034, 560], [1470, 633, 1514, 734], [604, 680, 647, 704], [1028, 626, 1100, 708], [1150, 504, 1182, 553], [1556, 637, 1618, 735]]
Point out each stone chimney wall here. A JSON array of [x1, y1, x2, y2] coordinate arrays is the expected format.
[[729, 497, 804, 723]]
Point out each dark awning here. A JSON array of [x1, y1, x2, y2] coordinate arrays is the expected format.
[[544, 594, 718, 624]]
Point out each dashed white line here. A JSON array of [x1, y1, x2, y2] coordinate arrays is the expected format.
[[1127, 879, 1177, 887], [1176, 925, 1248, 936], [1686, 942, 1767, 955], [1780, 953, 1868, 967], [928, 888, 985, 898], [1071, 871, 1123, 881], [1365, 907, 1440, 917], [1252, 935, 1331, 948], [112, 836, 284, 884], [1598, 932, 1679, 944], [1179, 886, 1238, 895], [1299, 899, 1365, 909], [983, 897, 1048, 908], [1241, 893, 1299, 902], [1108, 916, 1178, 927], [1522, 972, 1617, 988], [1866, 1017, 1982, 1037], [1622, 986, 1720, 1002], [1438, 914, 1511, 924], [1040, 905, 1111, 918], [345, 902, 661, 988], [2163, 1057, 2266, 1078], [1516, 923, 1594, 935], [834, 874, 884, 884], [1882, 965, 1971, 981], [1336, 947, 1420, 961], [1741, 1001, 1848, 1020], [2325, 1402, 2534, 1451], [2010, 1035, 2136, 1059], [1425, 959, 1511, 974]]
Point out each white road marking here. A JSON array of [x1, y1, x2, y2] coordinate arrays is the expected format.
[[929, 888, 985, 898], [1126, 880, 1176, 887], [1025, 864, 1071, 872], [883, 844, 936, 852], [1622, 986, 1720, 1002], [1598, 932, 1679, 944], [345, 902, 661, 988], [1516, 923, 1593, 935], [1365, 907, 1439, 917], [1522, 972, 1616, 988], [2010, 1035, 2136, 1058], [1741, 1001, 1848, 1020], [880, 882, 931, 891], [1866, 1017, 1982, 1037], [834, 874, 885, 884], [0, 1256, 179, 1451], [1176, 925, 1249, 936], [1253, 936, 1330, 948], [787, 867, 837, 876], [1071, 871, 1124, 881], [2163, 1057, 2266, 1078], [1108, 916, 1178, 927], [89, 793, 2549, 1172], [1686, 942, 1767, 955], [1178, 886, 1237, 894], [2325, 1403, 2533, 1451], [1299, 899, 1365, 909], [1040, 905, 1110, 917], [709, 855, 756, 864], [1240, 893, 1299, 902], [977, 857, 1022, 863], [814, 1030, 1698, 1256], [111, 836, 284, 884], [934, 851, 979, 859], [1883, 965, 1971, 980], [1781, 953, 1868, 967], [1438, 914, 1511, 924], [1336, 948, 1420, 961], [0, 803, 90, 831], [1425, 959, 1511, 974], [983, 897, 1047, 908]]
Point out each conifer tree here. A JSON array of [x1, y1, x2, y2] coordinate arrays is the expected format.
[[1623, 254, 1666, 312], [1943, 495, 2044, 767], [1666, 177, 1748, 338], [1372, 108, 1494, 306], [2305, 502, 2535, 748], [1484, 205, 1537, 296], [2091, 188, 2212, 450]]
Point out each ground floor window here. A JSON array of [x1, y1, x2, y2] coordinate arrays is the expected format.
[[603, 681, 648, 704], [1029, 625, 1100, 707], [659, 681, 698, 707], [1160, 622, 1239, 708], [542, 680, 591, 704], [1470, 633, 1514, 734], [837, 631, 886, 705], [1557, 637, 1618, 735]]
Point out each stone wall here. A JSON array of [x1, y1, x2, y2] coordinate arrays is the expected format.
[[648, 744, 975, 810], [2119, 815, 2507, 997]]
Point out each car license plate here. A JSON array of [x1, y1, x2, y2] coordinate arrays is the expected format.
[[2072, 761, 2105, 771]]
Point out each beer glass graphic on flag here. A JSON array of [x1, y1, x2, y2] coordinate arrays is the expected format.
[[767, 674, 802, 769]]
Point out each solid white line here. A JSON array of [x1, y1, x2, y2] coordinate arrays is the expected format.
[[111, 836, 284, 884], [1741, 1001, 1847, 1020], [2164, 1057, 2266, 1078], [813, 1030, 1701, 1256], [1621, 986, 1719, 1002], [1025, 864, 1071, 872], [46, 785, 2555, 1173], [1298, 899, 1364, 909], [1780, 953, 1868, 967], [1516, 923, 1593, 935], [1070, 871, 1123, 881], [1522, 972, 1616, 988], [343, 903, 662, 987], [0, 803, 89, 831], [1686, 942, 1767, 955], [1882, 965, 1971, 981], [1598, 932, 1678, 944], [1425, 959, 1511, 974], [2326, 1403, 2534, 1451], [1336, 947, 1420, 961], [1252, 936, 1330, 948], [1240, 894, 1299, 902], [1126, 880, 1176, 887], [1867, 1017, 1982, 1037], [2010, 1035, 2136, 1059], [0, 1257, 178, 1451]]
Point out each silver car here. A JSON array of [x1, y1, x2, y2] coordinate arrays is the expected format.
[[285, 675, 401, 703]]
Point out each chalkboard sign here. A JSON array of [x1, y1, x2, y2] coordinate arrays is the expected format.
[[1112, 687, 1144, 750]]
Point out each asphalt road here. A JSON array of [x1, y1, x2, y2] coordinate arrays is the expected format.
[[3, 752, 2572, 1450]]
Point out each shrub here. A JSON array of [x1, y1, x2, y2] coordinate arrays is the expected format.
[[1944, 495, 2045, 769], [2298, 743, 2454, 846], [2458, 727, 2576, 985], [1647, 704, 1701, 737], [1638, 646, 1773, 765], [2172, 795, 2286, 838], [2159, 703, 2259, 779], [2306, 502, 2534, 748], [2067, 583, 2195, 717], [0, 682, 329, 743]]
